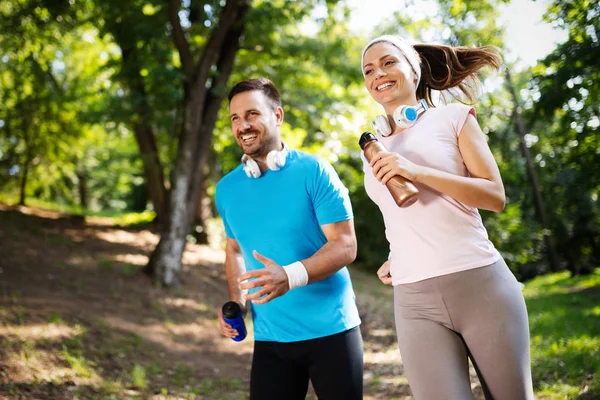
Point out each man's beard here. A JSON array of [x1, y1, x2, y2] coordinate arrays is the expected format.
[[242, 130, 277, 159]]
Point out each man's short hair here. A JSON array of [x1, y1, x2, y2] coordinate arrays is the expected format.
[[228, 78, 282, 109]]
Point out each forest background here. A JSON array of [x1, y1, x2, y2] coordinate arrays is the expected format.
[[0, 0, 598, 399]]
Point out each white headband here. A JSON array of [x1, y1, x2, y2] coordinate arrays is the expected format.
[[361, 35, 421, 88]]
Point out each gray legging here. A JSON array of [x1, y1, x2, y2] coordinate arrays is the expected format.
[[393, 258, 535, 400]]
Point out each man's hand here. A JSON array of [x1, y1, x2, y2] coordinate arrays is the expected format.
[[217, 303, 246, 339], [377, 260, 393, 285], [238, 250, 289, 305]]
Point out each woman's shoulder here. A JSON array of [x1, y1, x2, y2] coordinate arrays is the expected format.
[[429, 102, 476, 125], [432, 102, 474, 114]]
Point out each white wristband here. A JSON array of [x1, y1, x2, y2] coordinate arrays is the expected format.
[[283, 261, 309, 290]]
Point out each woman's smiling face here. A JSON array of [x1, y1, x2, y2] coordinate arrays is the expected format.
[[362, 42, 417, 106]]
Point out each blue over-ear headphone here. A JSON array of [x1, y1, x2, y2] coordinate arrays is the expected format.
[[372, 99, 429, 137], [242, 142, 289, 179]]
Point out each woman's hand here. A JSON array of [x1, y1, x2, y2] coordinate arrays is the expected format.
[[370, 152, 422, 184], [377, 260, 392, 285]]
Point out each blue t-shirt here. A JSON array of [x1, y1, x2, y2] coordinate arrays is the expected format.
[[215, 149, 361, 342]]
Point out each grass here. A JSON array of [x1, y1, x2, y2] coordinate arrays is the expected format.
[[0, 192, 87, 216], [62, 346, 95, 379], [131, 363, 148, 389], [0, 191, 156, 227], [523, 269, 600, 399]]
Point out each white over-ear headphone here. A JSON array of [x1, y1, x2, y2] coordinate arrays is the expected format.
[[372, 99, 429, 137], [241, 142, 289, 179]]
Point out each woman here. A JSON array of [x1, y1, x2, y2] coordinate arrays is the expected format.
[[360, 35, 534, 399]]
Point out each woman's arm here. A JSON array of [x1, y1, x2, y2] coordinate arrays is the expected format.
[[371, 114, 506, 212]]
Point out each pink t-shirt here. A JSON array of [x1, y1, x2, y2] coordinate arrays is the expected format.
[[363, 103, 500, 285]]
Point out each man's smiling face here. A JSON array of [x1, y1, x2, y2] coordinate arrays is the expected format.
[[229, 90, 283, 159]]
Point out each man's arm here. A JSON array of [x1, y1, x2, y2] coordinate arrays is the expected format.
[[224, 237, 246, 304], [303, 219, 357, 283], [218, 237, 246, 339], [239, 219, 357, 304]]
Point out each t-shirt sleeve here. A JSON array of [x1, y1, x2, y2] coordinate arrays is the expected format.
[[309, 158, 354, 225], [215, 184, 235, 239], [453, 104, 477, 138]]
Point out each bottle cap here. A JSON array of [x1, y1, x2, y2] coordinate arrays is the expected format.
[[222, 301, 241, 319], [359, 132, 377, 149]]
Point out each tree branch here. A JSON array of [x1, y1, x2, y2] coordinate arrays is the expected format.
[[188, 0, 250, 216], [167, 0, 194, 80], [28, 55, 61, 95], [191, 0, 244, 94]]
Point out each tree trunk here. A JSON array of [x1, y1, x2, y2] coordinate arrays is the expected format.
[[565, 237, 581, 276], [76, 161, 88, 210], [18, 117, 32, 207], [148, 0, 249, 286], [504, 67, 561, 272], [19, 153, 30, 206], [149, 93, 202, 286], [194, 161, 213, 245], [148, 0, 249, 287], [132, 122, 166, 219], [114, 31, 167, 223]]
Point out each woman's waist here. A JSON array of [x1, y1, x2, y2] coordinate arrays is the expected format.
[[385, 226, 498, 266], [389, 249, 501, 285], [383, 212, 489, 243]]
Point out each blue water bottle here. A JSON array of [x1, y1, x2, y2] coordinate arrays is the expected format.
[[222, 301, 247, 342]]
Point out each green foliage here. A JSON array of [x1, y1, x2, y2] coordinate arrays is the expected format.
[[46, 312, 63, 324], [0, 0, 145, 211], [113, 209, 156, 226], [526, 0, 600, 275], [0, 0, 597, 280], [484, 203, 546, 280], [214, 1, 368, 168], [131, 363, 148, 390], [524, 269, 600, 397], [351, 185, 387, 267], [62, 346, 95, 378]]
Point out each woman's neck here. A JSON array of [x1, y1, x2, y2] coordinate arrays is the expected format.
[[383, 96, 419, 134], [383, 95, 419, 116]]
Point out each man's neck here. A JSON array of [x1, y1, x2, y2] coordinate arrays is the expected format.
[[251, 140, 284, 171]]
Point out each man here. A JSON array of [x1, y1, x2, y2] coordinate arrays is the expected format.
[[215, 77, 363, 400]]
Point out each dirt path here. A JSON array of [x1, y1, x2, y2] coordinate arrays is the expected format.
[[0, 204, 484, 399]]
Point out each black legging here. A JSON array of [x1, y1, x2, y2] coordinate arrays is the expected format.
[[250, 326, 363, 400]]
